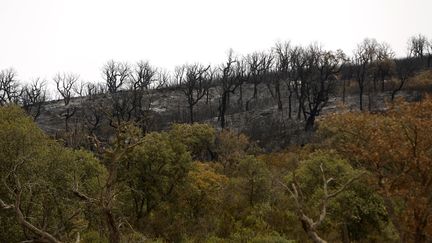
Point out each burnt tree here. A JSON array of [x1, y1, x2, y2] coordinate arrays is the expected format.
[[353, 39, 379, 111], [245, 51, 273, 110], [21, 78, 47, 121], [53, 72, 79, 132], [103, 60, 131, 94], [0, 68, 21, 105], [302, 47, 345, 131], [274, 41, 293, 115], [217, 50, 247, 128], [175, 64, 211, 123]]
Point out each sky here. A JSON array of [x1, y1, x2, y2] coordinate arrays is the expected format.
[[0, 0, 431, 84]]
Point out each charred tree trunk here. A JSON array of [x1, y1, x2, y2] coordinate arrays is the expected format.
[[305, 114, 316, 132], [219, 93, 228, 129], [359, 84, 364, 111], [237, 84, 243, 111], [391, 78, 406, 101], [342, 79, 346, 104], [288, 92, 292, 119], [189, 104, 194, 124], [275, 81, 283, 111]]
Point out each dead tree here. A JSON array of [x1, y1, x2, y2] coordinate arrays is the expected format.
[[129, 61, 159, 131], [371, 42, 395, 92], [303, 48, 345, 131], [21, 78, 47, 121], [72, 80, 96, 97], [82, 84, 106, 136], [85, 82, 106, 100], [279, 164, 363, 243], [290, 46, 309, 120], [108, 91, 135, 127], [407, 34, 432, 68], [353, 39, 379, 111], [391, 57, 419, 100], [175, 64, 211, 123], [274, 41, 293, 114], [245, 51, 273, 110], [54, 73, 78, 106], [83, 103, 103, 135], [54, 73, 79, 132], [0, 68, 21, 105], [101, 61, 160, 129], [408, 34, 429, 60], [81, 82, 107, 135], [131, 60, 157, 90], [103, 60, 131, 94], [428, 38, 432, 68], [339, 61, 354, 104], [217, 50, 247, 128], [103, 61, 160, 130], [156, 69, 170, 89]]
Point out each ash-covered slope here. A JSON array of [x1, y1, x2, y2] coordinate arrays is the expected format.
[[35, 82, 422, 150]]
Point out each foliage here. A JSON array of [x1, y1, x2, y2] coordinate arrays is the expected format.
[[121, 131, 192, 225], [4, 97, 430, 242], [214, 129, 256, 173], [321, 96, 432, 242], [0, 105, 106, 242], [169, 123, 216, 160], [406, 70, 432, 90], [284, 151, 390, 242]]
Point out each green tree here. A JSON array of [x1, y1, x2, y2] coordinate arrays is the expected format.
[[237, 156, 271, 207], [321, 96, 432, 242], [121, 131, 192, 227], [281, 151, 389, 243], [0, 105, 106, 243], [169, 123, 216, 160], [214, 129, 255, 173]]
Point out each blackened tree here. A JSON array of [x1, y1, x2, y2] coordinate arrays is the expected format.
[[53, 72, 79, 131], [103, 60, 131, 94], [175, 63, 211, 123], [353, 38, 379, 111], [217, 50, 247, 128], [0, 68, 21, 105], [21, 78, 47, 121]]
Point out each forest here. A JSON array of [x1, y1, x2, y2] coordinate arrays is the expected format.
[[1, 34, 432, 243]]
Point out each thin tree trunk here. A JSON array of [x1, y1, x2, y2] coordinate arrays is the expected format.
[[238, 84, 243, 111], [105, 209, 120, 243], [300, 218, 327, 243], [342, 79, 346, 104], [305, 114, 316, 131], [13, 191, 62, 243], [219, 93, 227, 128], [276, 82, 283, 111], [288, 92, 292, 119], [383, 197, 404, 243], [189, 104, 194, 123], [341, 223, 350, 243]]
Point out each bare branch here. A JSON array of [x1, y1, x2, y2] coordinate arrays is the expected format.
[[53, 73, 79, 105], [0, 198, 14, 209]]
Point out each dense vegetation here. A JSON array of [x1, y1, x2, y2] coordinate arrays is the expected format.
[[1, 34, 432, 242], [1, 93, 432, 242]]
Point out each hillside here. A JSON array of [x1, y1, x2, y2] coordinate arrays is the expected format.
[[35, 79, 425, 150]]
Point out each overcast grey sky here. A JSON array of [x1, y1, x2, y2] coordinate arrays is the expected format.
[[1, 0, 431, 83]]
